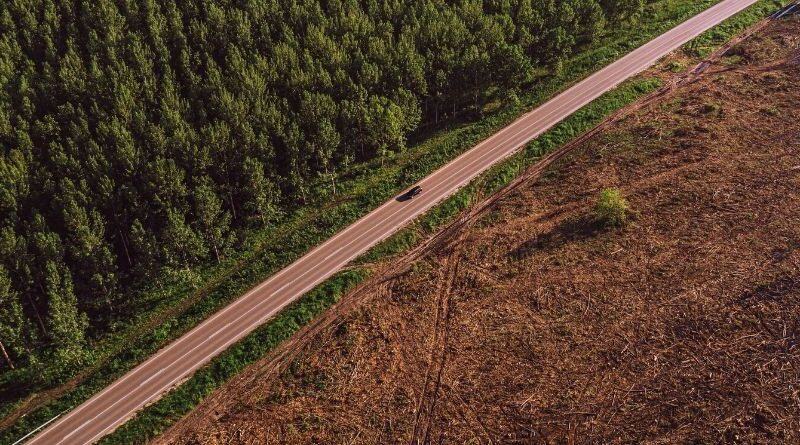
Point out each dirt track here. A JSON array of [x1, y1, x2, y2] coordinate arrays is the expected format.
[[155, 17, 800, 445]]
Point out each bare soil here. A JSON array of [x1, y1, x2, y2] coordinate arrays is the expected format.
[[156, 19, 800, 445]]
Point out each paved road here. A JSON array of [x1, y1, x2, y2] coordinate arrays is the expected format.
[[25, 1, 761, 443]]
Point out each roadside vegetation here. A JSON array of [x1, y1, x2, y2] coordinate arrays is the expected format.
[[0, 0, 786, 443]]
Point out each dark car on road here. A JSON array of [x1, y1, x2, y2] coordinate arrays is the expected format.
[[397, 185, 422, 202], [407, 185, 422, 197]]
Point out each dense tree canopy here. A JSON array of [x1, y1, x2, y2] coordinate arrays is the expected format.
[[0, 0, 643, 377]]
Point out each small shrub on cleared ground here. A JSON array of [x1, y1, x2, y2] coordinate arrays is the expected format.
[[595, 188, 630, 227], [701, 102, 723, 116], [667, 61, 686, 72]]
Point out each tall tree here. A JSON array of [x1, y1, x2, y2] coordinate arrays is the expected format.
[[0, 265, 24, 370], [242, 157, 280, 226], [192, 179, 231, 264], [44, 261, 87, 367], [161, 208, 206, 271], [600, 0, 645, 22]]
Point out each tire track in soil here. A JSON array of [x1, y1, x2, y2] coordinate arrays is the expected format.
[[409, 231, 465, 445], [441, 386, 494, 443]]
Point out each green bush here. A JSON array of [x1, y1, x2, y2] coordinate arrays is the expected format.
[[667, 61, 686, 72], [700, 102, 723, 116], [595, 188, 630, 227]]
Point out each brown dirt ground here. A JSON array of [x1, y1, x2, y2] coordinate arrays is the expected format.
[[157, 19, 800, 445]]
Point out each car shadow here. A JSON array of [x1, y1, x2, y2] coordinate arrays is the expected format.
[[395, 194, 412, 202]]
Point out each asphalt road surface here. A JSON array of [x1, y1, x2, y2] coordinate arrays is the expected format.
[[25, 0, 761, 443]]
